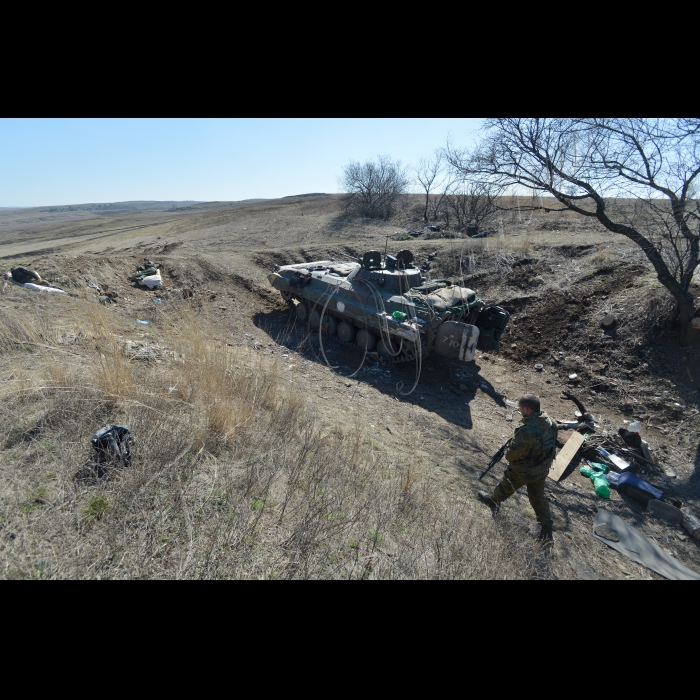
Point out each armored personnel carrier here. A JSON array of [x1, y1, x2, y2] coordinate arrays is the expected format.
[[268, 249, 509, 364]]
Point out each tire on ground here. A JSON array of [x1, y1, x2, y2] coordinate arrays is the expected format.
[[295, 302, 309, 322], [356, 328, 377, 351], [337, 321, 355, 343]]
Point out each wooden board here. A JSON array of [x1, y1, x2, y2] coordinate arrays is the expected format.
[[548, 431, 585, 482]]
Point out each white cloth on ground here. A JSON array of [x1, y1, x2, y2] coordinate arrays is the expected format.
[[138, 270, 162, 289], [11, 280, 66, 294]]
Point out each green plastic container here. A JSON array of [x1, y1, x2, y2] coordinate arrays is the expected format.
[[580, 466, 610, 498], [587, 461, 609, 474], [392, 311, 408, 322]]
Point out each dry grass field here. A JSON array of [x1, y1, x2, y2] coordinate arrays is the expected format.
[[1, 195, 699, 579]]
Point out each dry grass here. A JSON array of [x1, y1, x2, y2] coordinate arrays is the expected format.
[[0, 296, 551, 579]]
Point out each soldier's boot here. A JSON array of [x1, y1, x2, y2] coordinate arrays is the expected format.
[[477, 491, 500, 513], [537, 524, 554, 543]]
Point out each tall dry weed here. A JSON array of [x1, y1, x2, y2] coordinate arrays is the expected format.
[[0, 295, 553, 579]]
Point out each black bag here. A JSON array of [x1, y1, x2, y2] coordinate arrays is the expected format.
[[11, 267, 38, 284], [476, 306, 511, 350], [91, 424, 132, 474]]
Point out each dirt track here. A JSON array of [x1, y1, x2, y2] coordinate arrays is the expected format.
[[2, 195, 699, 579]]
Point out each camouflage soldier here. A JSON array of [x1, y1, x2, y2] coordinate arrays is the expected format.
[[478, 394, 557, 542]]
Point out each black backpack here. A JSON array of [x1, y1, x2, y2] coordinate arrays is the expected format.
[[476, 306, 511, 351], [91, 424, 132, 474], [11, 267, 37, 284]]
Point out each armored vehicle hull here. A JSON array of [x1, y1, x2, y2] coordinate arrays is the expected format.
[[268, 250, 509, 364]]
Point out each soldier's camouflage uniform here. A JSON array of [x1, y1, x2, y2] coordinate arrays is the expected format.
[[491, 409, 557, 527]]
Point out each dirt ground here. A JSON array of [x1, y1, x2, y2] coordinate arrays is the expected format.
[[2, 194, 699, 579]]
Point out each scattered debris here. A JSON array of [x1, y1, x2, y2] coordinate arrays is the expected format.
[[593, 522, 619, 542], [75, 424, 132, 481], [647, 499, 683, 525], [617, 472, 663, 505], [593, 508, 700, 580], [548, 431, 585, 482], [4, 271, 67, 294], [681, 508, 700, 540], [601, 314, 617, 330], [580, 462, 610, 498], [130, 261, 163, 289]]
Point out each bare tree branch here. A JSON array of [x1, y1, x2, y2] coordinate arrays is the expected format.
[[338, 156, 411, 220], [449, 118, 700, 346]]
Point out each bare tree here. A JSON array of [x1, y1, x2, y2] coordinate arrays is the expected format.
[[448, 118, 700, 345], [415, 151, 452, 224], [445, 178, 501, 234], [338, 155, 411, 220]]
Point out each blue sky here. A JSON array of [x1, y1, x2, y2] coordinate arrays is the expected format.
[[0, 118, 484, 207]]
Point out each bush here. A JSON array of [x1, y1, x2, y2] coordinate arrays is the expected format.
[[338, 156, 410, 220]]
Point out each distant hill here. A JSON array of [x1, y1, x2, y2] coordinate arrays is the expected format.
[[284, 193, 331, 198], [36, 201, 204, 214]]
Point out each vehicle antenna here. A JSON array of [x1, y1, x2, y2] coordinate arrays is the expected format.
[[382, 235, 390, 282]]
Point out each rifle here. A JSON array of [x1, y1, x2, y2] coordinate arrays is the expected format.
[[478, 440, 510, 481]]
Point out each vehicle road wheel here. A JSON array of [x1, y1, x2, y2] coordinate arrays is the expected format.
[[325, 315, 337, 336], [295, 302, 309, 323], [309, 307, 321, 329], [318, 312, 336, 335], [356, 328, 377, 351], [337, 321, 355, 343], [377, 337, 400, 361]]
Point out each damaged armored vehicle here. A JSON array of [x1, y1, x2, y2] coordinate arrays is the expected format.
[[268, 249, 509, 364]]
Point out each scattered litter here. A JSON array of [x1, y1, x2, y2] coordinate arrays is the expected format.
[[605, 471, 621, 488], [593, 508, 700, 580], [596, 446, 631, 471], [681, 508, 700, 540], [85, 277, 101, 291], [136, 319, 150, 325], [601, 314, 616, 330], [155, 299, 162, 304], [8, 279, 66, 294], [647, 499, 683, 525], [580, 463, 610, 498], [534, 363, 543, 371], [568, 373, 578, 381], [505, 399, 517, 408], [594, 523, 618, 541], [75, 424, 132, 481], [548, 431, 585, 482], [506, 414, 513, 421], [138, 271, 162, 289], [617, 472, 663, 505]]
